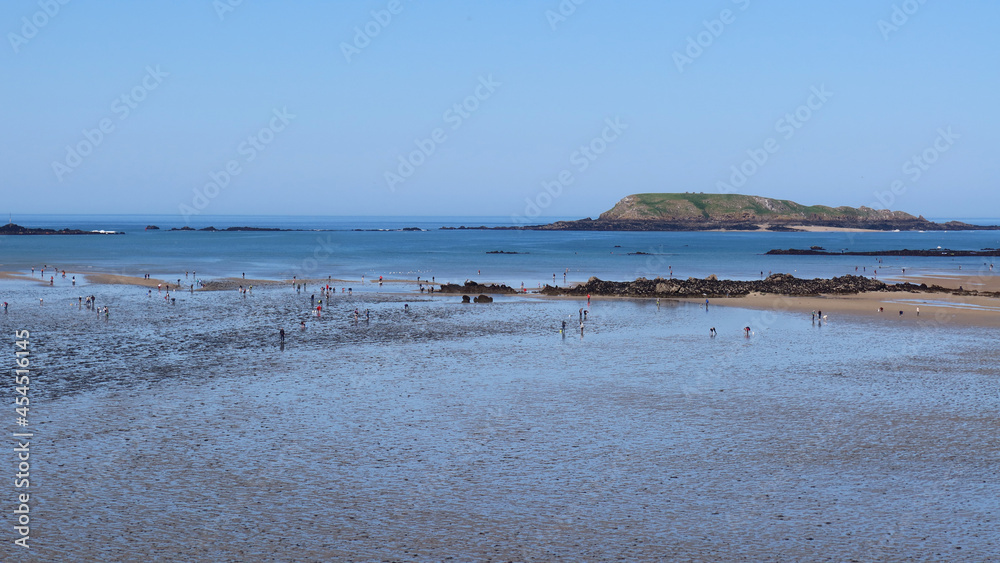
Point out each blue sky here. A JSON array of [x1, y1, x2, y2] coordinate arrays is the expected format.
[[3, 0, 998, 219]]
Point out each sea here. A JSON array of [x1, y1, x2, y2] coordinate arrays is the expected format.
[[3, 214, 1000, 285], [1, 215, 998, 561]]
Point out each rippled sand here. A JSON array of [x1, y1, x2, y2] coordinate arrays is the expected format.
[[1, 279, 997, 561]]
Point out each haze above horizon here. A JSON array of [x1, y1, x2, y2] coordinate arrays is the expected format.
[[4, 1, 998, 219]]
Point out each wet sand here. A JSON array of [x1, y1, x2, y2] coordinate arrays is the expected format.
[[698, 291, 1000, 327], [783, 225, 883, 232], [1, 276, 998, 560]]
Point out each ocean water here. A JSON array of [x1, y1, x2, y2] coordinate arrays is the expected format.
[[3, 214, 1000, 287], [1, 216, 998, 561]]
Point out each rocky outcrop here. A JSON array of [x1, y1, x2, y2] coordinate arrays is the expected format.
[[437, 281, 518, 295], [767, 248, 1000, 257], [0, 223, 123, 235], [474, 294, 494, 303], [450, 193, 1000, 232], [538, 273, 970, 298]]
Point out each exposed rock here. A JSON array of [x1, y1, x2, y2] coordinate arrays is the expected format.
[[461, 295, 471, 303], [538, 273, 981, 298], [436, 281, 518, 295], [474, 294, 494, 303], [0, 223, 123, 235], [768, 248, 1000, 257]]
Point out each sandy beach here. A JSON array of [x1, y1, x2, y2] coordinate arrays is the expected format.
[[697, 291, 1000, 327]]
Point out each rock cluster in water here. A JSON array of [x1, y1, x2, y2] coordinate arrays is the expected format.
[[539, 273, 955, 298], [438, 281, 518, 295]]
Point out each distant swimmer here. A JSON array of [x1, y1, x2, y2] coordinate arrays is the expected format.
[[300, 321, 306, 330]]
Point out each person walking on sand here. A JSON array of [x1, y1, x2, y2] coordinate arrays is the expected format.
[[916, 307, 919, 316]]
